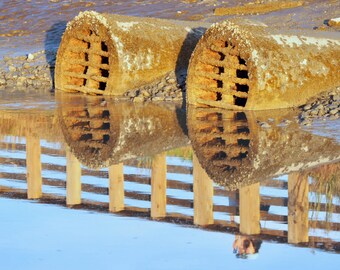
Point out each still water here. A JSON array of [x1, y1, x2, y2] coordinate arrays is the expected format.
[[0, 92, 339, 269]]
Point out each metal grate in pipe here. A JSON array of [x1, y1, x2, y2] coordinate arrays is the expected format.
[[61, 103, 111, 151], [63, 29, 110, 94], [190, 40, 249, 109], [191, 109, 250, 173]]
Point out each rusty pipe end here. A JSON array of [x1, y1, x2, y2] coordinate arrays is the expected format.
[[186, 20, 257, 110], [187, 19, 340, 110], [55, 11, 119, 96]]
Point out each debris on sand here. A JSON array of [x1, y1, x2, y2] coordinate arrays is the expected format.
[[214, 1, 304, 16], [327, 17, 340, 29]]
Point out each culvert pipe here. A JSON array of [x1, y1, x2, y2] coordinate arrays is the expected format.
[[187, 19, 340, 110], [187, 105, 340, 190], [56, 93, 189, 169], [55, 11, 208, 95]]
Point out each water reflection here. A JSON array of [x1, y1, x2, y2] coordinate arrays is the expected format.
[[233, 235, 262, 259], [187, 105, 340, 191], [56, 93, 188, 169], [0, 93, 339, 255]]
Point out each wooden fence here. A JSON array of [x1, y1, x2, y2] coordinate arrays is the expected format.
[[0, 136, 339, 253]]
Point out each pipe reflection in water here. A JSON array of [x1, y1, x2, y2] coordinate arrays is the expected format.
[[56, 92, 189, 169], [187, 105, 340, 191]]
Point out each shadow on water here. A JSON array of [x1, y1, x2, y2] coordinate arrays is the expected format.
[[44, 21, 67, 91]]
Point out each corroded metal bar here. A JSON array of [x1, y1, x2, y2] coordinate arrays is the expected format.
[[187, 105, 340, 190], [57, 93, 189, 169], [55, 11, 208, 95], [187, 19, 340, 110]]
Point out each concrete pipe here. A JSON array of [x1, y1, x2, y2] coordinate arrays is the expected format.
[[187, 19, 340, 110], [56, 93, 189, 168], [187, 105, 340, 190], [55, 11, 208, 95]]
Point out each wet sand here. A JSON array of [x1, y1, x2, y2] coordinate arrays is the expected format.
[[1, 0, 339, 56]]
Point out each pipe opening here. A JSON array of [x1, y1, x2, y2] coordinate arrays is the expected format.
[[103, 134, 110, 144], [102, 110, 110, 117], [60, 28, 111, 94], [189, 110, 251, 176], [189, 39, 250, 109], [212, 151, 228, 160], [234, 112, 247, 121], [238, 139, 250, 147], [62, 105, 112, 149], [79, 133, 92, 140]]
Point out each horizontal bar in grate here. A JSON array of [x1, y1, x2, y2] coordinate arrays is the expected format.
[[69, 59, 110, 70], [64, 71, 109, 83], [63, 85, 107, 95], [200, 59, 248, 70], [68, 47, 109, 57], [210, 44, 239, 56]]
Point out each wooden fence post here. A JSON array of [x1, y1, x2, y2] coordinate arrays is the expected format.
[[193, 154, 214, 225], [151, 152, 167, 218], [26, 134, 42, 199], [288, 172, 309, 243], [239, 183, 260, 235], [66, 148, 81, 205], [109, 163, 124, 212]]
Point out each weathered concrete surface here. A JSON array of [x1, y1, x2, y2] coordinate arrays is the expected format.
[[187, 105, 340, 190], [55, 11, 209, 95], [57, 93, 189, 168], [187, 19, 340, 110]]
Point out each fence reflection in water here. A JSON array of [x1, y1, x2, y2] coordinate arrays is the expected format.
[[0, 93, 339, 254], [0, 136, 339, 253]]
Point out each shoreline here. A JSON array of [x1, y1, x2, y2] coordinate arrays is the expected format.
[[0, 47, 339, 124], [0, 0, 339, 123]]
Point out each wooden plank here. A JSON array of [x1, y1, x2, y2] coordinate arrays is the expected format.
[[214, 219, 238, 228], [69, 47, 109, 57], [26, 134, 42, 199], [213, 204, 238, 215], [109, 163, 124, 212], [288, 172, 309, 244], [240, 182, 260, 234], [261, 196, 288, 206], [151, 152, 167, 218], [193, 154, 214, 225], [66, 148, 81, 205]]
